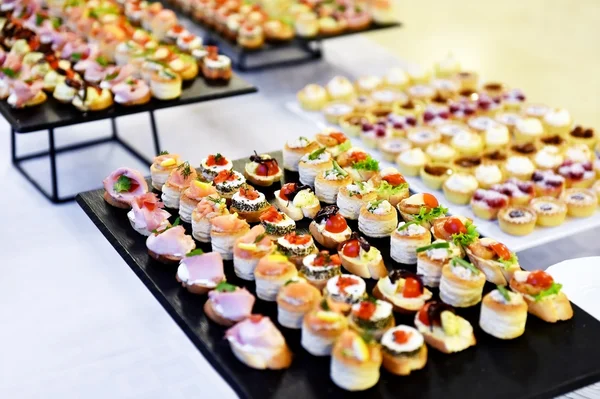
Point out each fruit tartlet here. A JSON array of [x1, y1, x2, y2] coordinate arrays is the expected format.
[[491, 179, 535, 206], [420, 164, 453, 190], [315, 161, 352, 204], [276, 278, 322, 329], [501, 88, 526, 110], [530, 197, 567, 227], [504, 155, 535, 181], [337, 181, 378, 220], [474, 164, 503, 189], [532, 170, 565, 198], [378, 137, 412, 162], [259, 206, 296, 238], [176, 250, 225, 294], [374, 270, 432, 313], [560, 188, 597, 217], [338, 233, 387, 279], [414, 301, 476, 354], [558, 160, 595, 188], [514, 117, 545, 143], [442, 173, 478, 205], [233, 225, 274, 280], [479, 286, 528, 340], [326, 75, 355, 102], [397, 192, 446, 227], [300, 251, 343, 291], [470, 189, 509, 220], [297, 83, 328, 111], [543, 108, 572, 137], [450, 130, 483, 156], [390, 222, 431, 265], [439, 257, 486, 307], [509, 270, 573, 323], [337, 148, 380, 182], [298, 147, 334, 186], [396, 148, 427, 177], [361, 121, 390, 148], [447, 100, 476, 122], [569, 125, 597, 149], [348, 298, 394, 340], [358, 199, 398, 238], [498, 206, 537, 236], [323, 102, 354, 125], [244, 152, 282, 187], [467, 116, 499, 134], [309, 205, 352, 249], [534, 145, 564, 170], [406, 127, 441, 150], [381, 325, 428, 376], [475, 93, 503, 116], [340, 113, 374, 137], [283, 136, 320, 172], [367, 167, 409, 207], [484, 124, 510, 150], [465, 238, 520, 285], [416, 241, 462, 288], [387, 113, 418, 136], [324, 274, 367, 314]]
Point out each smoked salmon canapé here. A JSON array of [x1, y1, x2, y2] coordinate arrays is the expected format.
[[191, 194, 229, 242], [103, 167, 149, 209], [233, 225, 275, 281], [161, 161, 198, 209], [146, 222, 196, 264], [179, 180, 217, 223], [253, 253, 298, 301], [176, 250, 225, 294], [330, 330, 382, 391], [209, 213, 250, 260], [225, 315, 292, 370], [229, 184, 271, 223], [276, 277, 322, 329], [199, 153, 233, 182], [244, 152, 282, 187], [204, 282, 256, 326], [150, 151, 181, 191], [127, 193, 171, 236]]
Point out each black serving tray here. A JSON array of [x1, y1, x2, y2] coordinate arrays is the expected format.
[[1, 74, 256, 133], [76, 151, 600, 399]]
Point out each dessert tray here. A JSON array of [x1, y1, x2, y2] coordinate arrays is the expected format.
[[286, 68, 600, 253], [77, 151, 600, 399]]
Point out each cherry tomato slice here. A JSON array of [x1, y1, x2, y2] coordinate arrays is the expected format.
[[393, 330, 412, 344], [490, 242, 511, 261], [418, 304, 430, 326], [355, 301, 376, 320], [422, 193, 439, 208], [325, 214, 348, 233], [330, 132, 347, 144], [444, 217, 467, 234], [284, 232, 311, 245], [526, 270, 554, 289], [342, 240, 361, 258], [383, 174, 406, 186], [402, 277, 422, 298]]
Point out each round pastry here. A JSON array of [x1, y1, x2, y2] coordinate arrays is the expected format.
[[264, 20, 294, 42], [373, 270, 433, 313], [233, 225, 274, 280], [406, 65, 432, 85], [439, 258, 486, 308], [337, 182, 378, 220], [214, 170, 246, 200], [482, 149, 508, 167], [274, 182, 321, 220], [201, 50, 232, 82], [338, 233, 387, 279], [532, 170, 565, 198], [467, 116, 499, 134], [244, 153, 282, 187], [514, 117, 545, 143], [451, 130, 484, 156], [367, 167, 410, 207], [276, 278, 322, 329], [530, 197, 567, 227], [309, 205, 352, 248], [348, 298, 394, 340], [352, 96, 376, 113], [396, 148, 427, 177], [330, 330, 382, 392], [560, 188, 597, 217], [465, 238, 521, 285], [593, 181, 600, 204], [569, 126, 597, 149], [384, 67, 410, 90], [361, 121, 390, 149], [420, 164, 453, 190], [366, 105, 393, 121], [340, 113, 374, 137], [318, 16, 347, 36], [298, 148, 334, 187], [558, 160, 595, 188], [299, 251, 342, 291], [396, 192, 446, 227], [372, 89, 408, 107], [448, 99, 477, 122], [435, 122, 471, 144], [381, 325, 427, 376], [543, 108, 572, 137], [254, 253, 298, 301], [442, 173, 478, 205], [161, 162, 198, 209], [180, 180, 218, 222], [72, 86, 113, 112], [406, 127, 441, 150], [474, 164, 503, 189], [416, 240, 462, 287], [378, 137, 412, 162], [393, 99, 425, 119], [414, 301, 476, 354], [407, 84, 436, 102], [495, 111, 523, 133], [540, 134, 568, 151], [150, 68, 182, 100], [112, 78, 151, 106], [390, 222, 431, 265], [150, 152, 181, 191], [355, 75, 383, 94], [565, 144, 593, 163], [432, 78, 459, 100], [147, 225, 196, 265], [259, 206, 296, 238], [470, 189, 509, 220], [238, 23, 264, 49], [283, 136, 320, 172], [425, 142, 456, 164], [534, 146, 564, 170], [523, 103, 550, 120], [323, 102, 354, 124], [229, 185, 271, 223], [479, 287, 528, 339], [315, 162, 353, 204], [176, 251, 225, 294], [337, 149, 380, 182], [326, 75, 355, 102], [295, 12, 319, 38], [358, 200, 398, 238], [484, 124, 510, 150], [504, 155, 535, 181], [498, 206, 537, 236], [323, 274, 367, 314], [434, 53, 461, 78], [501, 89, 526, 110], [454, 70, 479, 91], [510, 142, 539, 160]]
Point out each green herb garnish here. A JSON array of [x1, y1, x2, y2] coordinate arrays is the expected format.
[[104, 70, 119, 81], [332, 160, 347, 176], [365, 295, 378, 304], [1, 68, 17, 78], [452, 221, 479, 247], [215, 281, 237, 292], [496, 285, 511, 302], [416, 241, 450, 253], [284, 279, 297, 286], [412, 205, 448, 225], [532, 282, 562, 302], [367, 199, 384, 212], [397, 221, 418, 231], [253, 233, 266, 244], [159, 150, 169, 155], [308, 147, 326, 161], [113, 175, 131, 192], [498, 253, 519, 269], [177, 161, 192, 179], [96, 56, 109, 67], [214, 153, 223, 163], [352, 157, 379, 171], [51, 17, 62, 29], [186, 249, 204, 257], [361, 331, 375, 344], [320, 298, 330, 311], [71, 53, 83, 62], [377, 180, 409, 197], [451, 257, 480, 275], [172, 217, 181, 227], [35, 13, 45, 26]]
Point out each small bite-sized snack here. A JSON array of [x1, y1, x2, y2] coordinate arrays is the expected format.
[[161, 162, 198, 209], [283, 136, 321, 172], [396, 148, 427, 177], [426, 142, 456, 164], [150, 68, 182, 100], [264, 19, 294, 42], [318, 16, 347, 36], [150, 151, 181, 191], [439, 258, 486, 307], [315, 161, 352, 204], [226, 315, 292, 369], [275, 182, 321, 220], [323, 103, 354, 125], [416, 240, 462, 287], [565, 144, 593, 163], [358, 199, 398, 238], [259, 206, 296, 238], [505, 155, 536, 181], [367, 167, 409, 207], [475, 93, 503, 116], [495, 111, 523, 133], [510, 270, 573, 323], [378, 137, 412, 162], [128, 193, 171, 236], [337, 181, 378, 220], [470, 189, 509, 221], [300, 251, 343, 290], [442, 173, 478, 205], [103, 167, 149, 209], [295, 12, 319, 38], [233, 225, 275, 280], [201, 48, 232, 82], [324, 274, 367, 314], [558, 160, 595, 188], [331, 330, 382, 391], [498, 206, 537, 236], [277, 278, 322, 329], [479, 286, 527, 339], [374, 270, 433, 313], [534, 145, 564, 171], [179, 180, 218, 222], [297, 83, 328, 111], [298, 147, 334, 187], [244, 152, 282, 187], [501, 89, 526, 110], [72, 86, 114, 112], [355, 75, 382, 94], [523, 103, 550, 120], [415, 301, 476, 353], [191, 195, 229, 242], [309, 205, 352, 249], [397, 193, 446, 228], [543, 108, 572, 137], [348, 298, 394, 340], [491, 178, 535, 206], [112, 78, 151, 106], [530, 197, 568, 227], [467, 116, 499, 135], [302, 300, 348, 356], [514, 117, 545, 143], [482, 149, 508, 167], [205, 282, 256, 326], [315, 129, 352, 157], [229, 184, 271, 222], [474, 164, 503, 189], [199, 153, 233, 182], [147, 223, 196, 264], [210, 211, 251, 256], [451, 130, 484, 157], [276, 232, 317, 265], [452, 155, 482, 175], [337, 148, 380, 182], [254, 253, 298, 301], [238, 22, 264, 49], [420, 164, 453, 190], [176, 250, 225, 294], [338, 233, 387, 279], [569, 125, 597, 149], [560, 188, 598, 217], [326, 75, 355, 102], [381, 325, 428, 376], [407, 127, 441, 150], [214, 170, 247, 200], [384, 67, 410, 90], [431, 216, 479, 248], [465, 238, 520, 284], [391, 222, 432, 264], [340, 112, 373, 137]]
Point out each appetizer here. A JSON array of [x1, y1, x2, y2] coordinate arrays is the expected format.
[[179, 180, 217, 223], [431, 216, 479, 249], [348, 298, 394, 340], [498, 206, 537, 236], [299, 251, 343, 291], [191, 195, 229, 242], [530, 197, 568, 227], [414, 301, 476, 353], [337, 233, 387, 279], [470, 189, 510, 221], [314, 161, 352, 204], [298, 147, 334, 187], [205, 282, 256, 326], [213, 170, 247, 200], [439, 258, 486, 308], [210, 213, 251, 260], [358, 199, 398, 238], [416, 240, 461, 288], [560, 188, 597, 217], [510, 270, 573, 322], [229, 184, 271, 223], [337, 181, 378, 220], [276, 277, 322, 329], [330, 331, 382, 391], [381, 325, 428, 376], [259, 206, 296, 238], [146, 221, 196, 264], [390, 222, 431, 265], [225, 315, 292, 370], [337, 148, 380, 182], [374, 270, 433, 313], [149, 68, 182, 100], [302, 300, 348, 356], [282, 136, 320, 172], [103, 167, 148, 209], [309, 205, 352, 249], [254, 253, 298, 301], [367, 167, 409, 207], [324, 274, 367, 314], [244, 152, 282, 187], [442, 173, 478, 205], [199, 153, 233, 182], [150, 151, 181, 191], [176, 250, 225, 294], [233, 225, 275, 280], [314, 129, 351, 157], [128, 193, 171, 236], [397, 193, 446, 228], [161, 162, 197, 209], [297, 84, 328, 111], [274, 182, 321, 220], [479, 286, 527, 339], [465, 238, 521, 285], [276, 232, 318, 265]]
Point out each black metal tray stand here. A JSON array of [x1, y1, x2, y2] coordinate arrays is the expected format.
[[76, 151, 600, 399], [4, 74, 257, 203]]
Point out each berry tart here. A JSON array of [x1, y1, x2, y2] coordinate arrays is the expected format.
[[421, 105, 451, 126], [470, 189, 509, 220], [560, 188, 598, 218], [491, 179, 535, 206], [498, 206, 537, 236], [530, 197, 568, 227], [558, 160, 595, 188], [475, 93, 503, 117], [244, 152, 282, 187], [387, 114, 418, 137], [569, 125, 597, 149], [502, 88, 526, 110], [531, 170, 565, 198], [447, 99, 477, 122], [361, 120, 391, 149], [340, 113, 374, 138]]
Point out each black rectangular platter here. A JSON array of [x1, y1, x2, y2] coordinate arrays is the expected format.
[[1, 74, 256, 133], [76, 151, 600, 399]]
